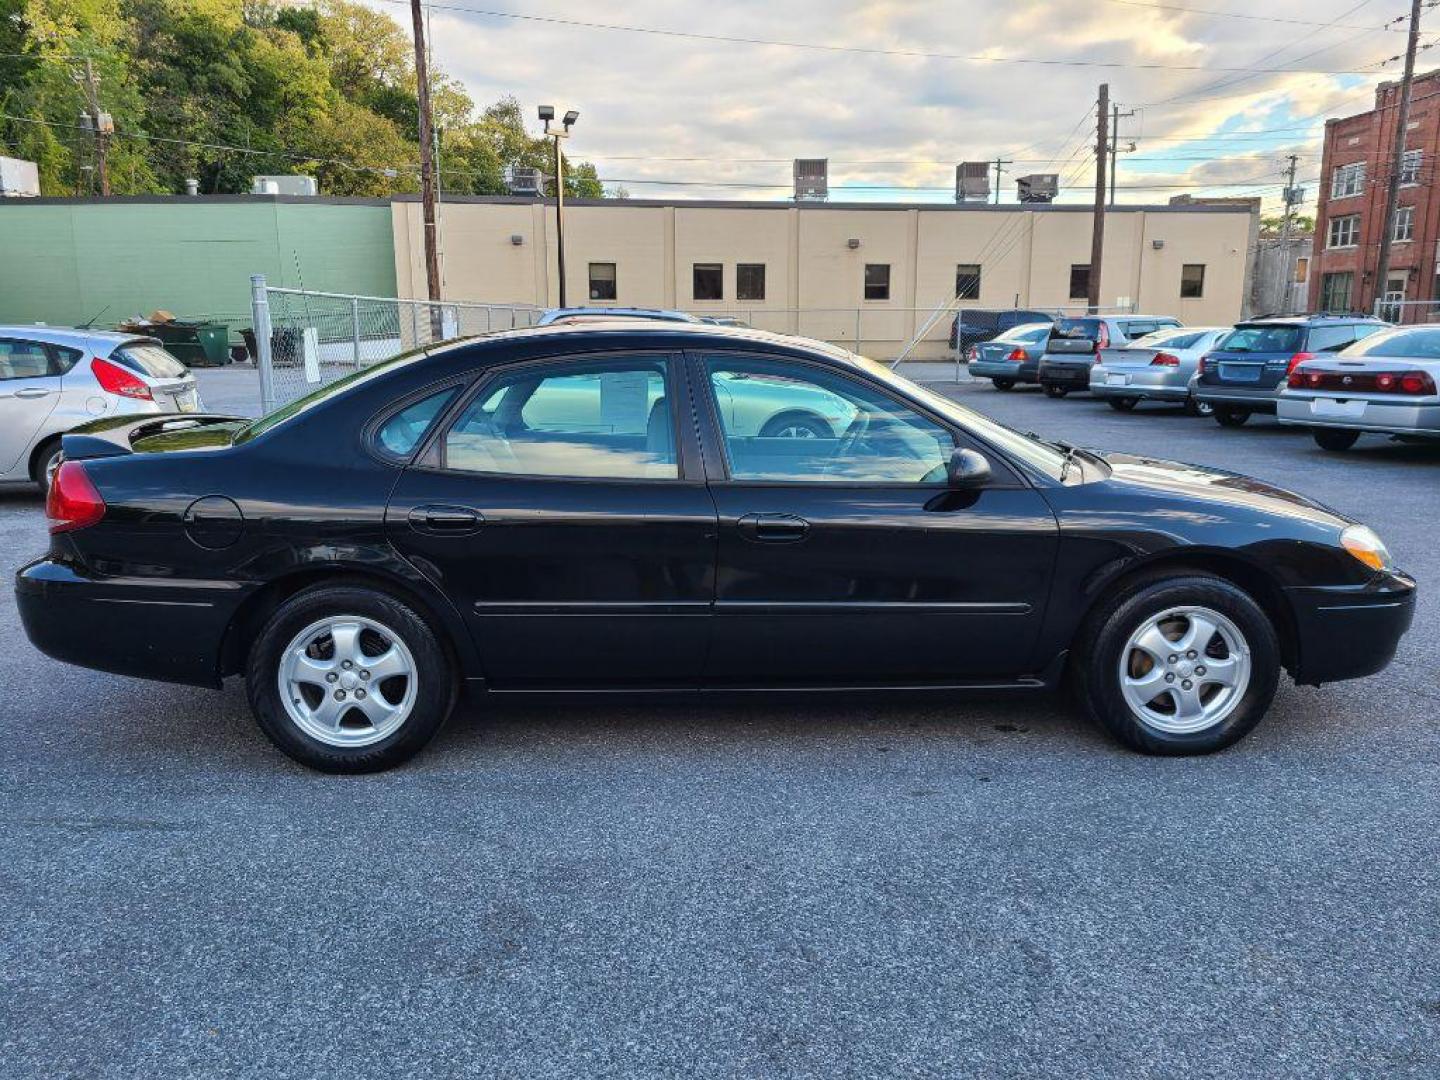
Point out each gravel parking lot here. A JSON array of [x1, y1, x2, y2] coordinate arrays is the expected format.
[[2, 369, 1438, 1079]]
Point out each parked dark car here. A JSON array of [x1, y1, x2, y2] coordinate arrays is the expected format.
[[950, 309, 1054, 352], [1038, 315, 1183, 396], [1190, 314, 1389, 427], [965, 322, 1053, 388], [17, 322, 1414, 772]]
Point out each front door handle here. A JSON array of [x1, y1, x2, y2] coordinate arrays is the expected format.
[[737, 512, 810, 543], [406, 504, 484, 535], [13, 387, 52, 399]]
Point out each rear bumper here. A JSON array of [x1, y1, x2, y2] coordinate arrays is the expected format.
[[1038, 361, 1094, 388], [971, 360, 1039, 382], [15, 557, 241, 688], [1090, 366, 1190, 400], [1287, 573, 1417, 686], [1191, 384, 1281, 413], [1277, 394, 1440, 437]]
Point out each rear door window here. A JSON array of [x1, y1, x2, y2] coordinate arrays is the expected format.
[[0, 339, 68, 379]]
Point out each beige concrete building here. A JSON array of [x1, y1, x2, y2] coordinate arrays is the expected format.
[[394, 196, 1259, 357]]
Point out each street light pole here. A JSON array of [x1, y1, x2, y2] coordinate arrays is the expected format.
[[540, 106, 579, 308]]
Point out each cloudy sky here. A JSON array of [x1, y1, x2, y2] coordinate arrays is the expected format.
[[372, 0, 1427, 211]]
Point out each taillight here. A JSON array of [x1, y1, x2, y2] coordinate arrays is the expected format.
[[91, 356, 153, 400], [1096, 325, 1110, 349], [1287, 368, 1438, 395], [966, 346, 979, 361], [1150, 352, 1180, 367], [1400, 371, 1436, 394], [1005, 348, 1029, 363], [1285, 351, 1316, 375], [46, 461, 106, 533], [1197, 355, 1210, 374]]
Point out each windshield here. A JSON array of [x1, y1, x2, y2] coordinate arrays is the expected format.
[[1217, 324, 1302, 354], [994, 323, 1051, 344], [235, 347, 431, 444], [1055, 318, 1103, 338], [1342, 326, 1440, 359], [852, 356, 1068, 480], [112, 342, 188, 379]]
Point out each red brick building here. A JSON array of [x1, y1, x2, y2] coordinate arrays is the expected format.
[[1310, 69, 1440, 320]]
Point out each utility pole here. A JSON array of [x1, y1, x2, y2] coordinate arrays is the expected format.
[[992, 156, 1012, 204], [1374, 0, 1422, 320], [1108, 104, 1136, 207], [1275, 154, 1300, 312], [409, 0, 442, 306], [1088, 83, 1109, 312], [78, 58, 111, 196]]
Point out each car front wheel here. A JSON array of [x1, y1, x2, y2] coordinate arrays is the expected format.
[[245, 584, 455, 772], [1213, 407, 1250, 428], [1313, 428, 1360, 452], [1074, 574, 1280, 755], [1107, 397, 1138, 412]]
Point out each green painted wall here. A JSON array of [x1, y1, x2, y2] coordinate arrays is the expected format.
[[0, 199, 396, 330]]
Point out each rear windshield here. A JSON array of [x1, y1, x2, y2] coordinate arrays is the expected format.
[[111, 342, 188, 379], [1055, 318, 1103, 338], [1343, 326, 1440, 359], [1216, 324, 1303, 353], [1129, 328, 1204, 350]]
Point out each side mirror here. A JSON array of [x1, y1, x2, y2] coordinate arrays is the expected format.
[[947, 447, 992, 489]]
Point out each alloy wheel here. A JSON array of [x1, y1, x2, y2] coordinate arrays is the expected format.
[[1118, 605, 1252, 735], [278, 615, 418, 747]]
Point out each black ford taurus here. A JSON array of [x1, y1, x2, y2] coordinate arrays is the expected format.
[[16, 322, 1415, 772]]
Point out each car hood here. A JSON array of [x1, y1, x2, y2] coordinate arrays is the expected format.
[[1098, 450, 1352, 528]]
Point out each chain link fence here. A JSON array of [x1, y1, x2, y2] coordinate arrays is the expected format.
[[249, 276, 542, 411], [1373, 298, 1440, 325]]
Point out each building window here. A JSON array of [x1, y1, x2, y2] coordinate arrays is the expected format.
[[736, 263, 766, 301], [1319, 271, 1354, 313], [1327, 215, 1360, 249], [588, 262, 617, 301], [1068, 264, 1090, 301], [864, 263, 891, 301], [1393, 206, 1414, 243], [1401, 148, 1423, 185], [692, 263, 723, 301], [1180, 264, 1206, 299], [955, 264, 981, 300], [1294, 256, 1309, 284], [1331, 162, 1365, 198]]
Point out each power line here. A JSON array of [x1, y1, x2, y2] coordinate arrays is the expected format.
[[1099, 0, 1401, 30]]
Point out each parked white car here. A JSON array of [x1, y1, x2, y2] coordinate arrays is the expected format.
[[0, 326, 203, 490], [1278, 324, 1440, 451]]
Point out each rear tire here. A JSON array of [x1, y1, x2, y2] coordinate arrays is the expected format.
[[32, 439, 63, 494], [1043, 384, 1069, 398], [1313, 428, 1360, 452], [1214, 407, 1250, 428], [1185, 397, 1215, 418], [1074, 574, 1280, 755], [245, 584, 455, 773], [1108, 397, 1138, 412], [992, 378, 1016, 391]]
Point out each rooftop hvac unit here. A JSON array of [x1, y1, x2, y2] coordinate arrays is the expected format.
[[250, 175, 318, 197], [956, 162, 991, 202], [506, 165, 544, 196], [794, 158, 828, 201], [1016, 173, 1058, 203]]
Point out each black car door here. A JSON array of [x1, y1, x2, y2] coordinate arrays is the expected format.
[[689, 350, 1059, 685], [385, 351, 718, 687]]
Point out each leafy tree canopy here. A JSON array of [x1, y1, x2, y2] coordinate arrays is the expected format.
[[0, 0, 605, 198]]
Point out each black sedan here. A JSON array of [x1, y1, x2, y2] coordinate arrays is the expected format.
[[16, 322, 1415, 772]]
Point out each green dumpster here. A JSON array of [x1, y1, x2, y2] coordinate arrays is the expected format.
[[145, 321, 231, 367]]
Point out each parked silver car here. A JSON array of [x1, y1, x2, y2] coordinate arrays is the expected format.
[[1277, 324, 1440, 451], [0, 326, 202, 490], [1090, 326, 1230, 415]]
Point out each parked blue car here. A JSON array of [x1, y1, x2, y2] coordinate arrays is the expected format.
[[1191, 314, 1389, 427], [966, 322, 1053, 389]]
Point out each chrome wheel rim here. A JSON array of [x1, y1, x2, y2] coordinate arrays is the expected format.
[[1118, 605, 1251, 735], [278, 615, 418, 747], [773, 423, 819, 438]]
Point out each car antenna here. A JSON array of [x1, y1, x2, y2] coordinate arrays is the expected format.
[[77, 304, 111, 329]]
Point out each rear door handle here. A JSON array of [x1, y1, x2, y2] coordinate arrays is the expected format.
[[406, 504, 483, 535], [13, 387, 52, 399], [737, 512, 809, 543]]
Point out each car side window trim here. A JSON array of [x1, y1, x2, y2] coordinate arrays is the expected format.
[[682, 349, 1026, 489], [418, 349, 697, 484]]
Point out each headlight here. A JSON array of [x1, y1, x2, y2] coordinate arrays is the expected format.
[[1341, 525, 1393, 572]]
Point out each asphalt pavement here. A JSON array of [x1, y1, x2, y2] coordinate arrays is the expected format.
[[2, 368, 1438, 1079]]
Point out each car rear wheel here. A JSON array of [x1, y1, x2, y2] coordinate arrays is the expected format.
[[1313, 428, 1361, 452], [1107, 397, 1138, 412], [1213, 407, 1250, 428], [758, 411, 833, 439], [1044, 384, 1069, 398], [32, 440, 63, 494], [992, 378, 1016, 391], [245, 584, 455, 772], [1185, 398, 1215, 418], [1074, 574, 1280, 755]]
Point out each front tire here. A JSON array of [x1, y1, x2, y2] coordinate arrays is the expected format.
[[245, 584, 455, 772], [992, 378, 1016, 391], [1043, 384, 1069, 398], [1108, 397, 1138, 412], [1074, 574, 1280, 755], [1214, 407, 1250, 428], [1313, 428, 1360, 452], [1185, 397, 1215, 418]]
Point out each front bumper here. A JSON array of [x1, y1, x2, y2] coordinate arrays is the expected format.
[[1090, 365, 1189, 400], [1191, 383, 1282, 413], [1277, 394, 1440, 437], [1287, 572, 1417, 685], [15, 557, 242, 688]]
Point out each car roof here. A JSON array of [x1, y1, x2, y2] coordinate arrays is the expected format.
[[1238, 314, 1384, 326], [537, 307, 699, 324], [0, 325, 154, 349], [427, 319, 858, 362]]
